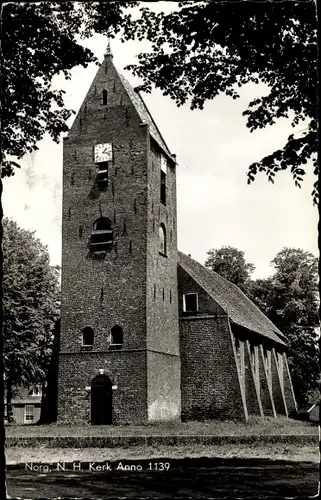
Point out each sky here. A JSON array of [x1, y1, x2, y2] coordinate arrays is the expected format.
[[2, 2, 318, 279]]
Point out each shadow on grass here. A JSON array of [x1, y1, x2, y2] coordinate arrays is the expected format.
[[6, 457, 319, 499]]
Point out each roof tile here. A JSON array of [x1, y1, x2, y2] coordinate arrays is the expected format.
[[118, 72, 173, 159]]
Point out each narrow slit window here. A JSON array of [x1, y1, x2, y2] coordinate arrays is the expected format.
[[159, 224, 167, 256], [183, 293, 198, 313], [102, 89, 108, 105], [160, 155, 167, 205], [160, 170, 166, 205]]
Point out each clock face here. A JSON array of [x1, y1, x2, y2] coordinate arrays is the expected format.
[[94, 143, 113, 163]]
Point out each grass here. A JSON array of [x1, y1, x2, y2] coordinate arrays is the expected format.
[[5, 416, 318, 438], [5, 443, 319, 465], [5, 418, 318, 464]]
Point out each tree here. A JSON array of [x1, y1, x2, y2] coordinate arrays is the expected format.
[[248, 248, 319, 407], [123, 0, 318, 202], [1, 1, 137, 177], [39, 319, 60, 424], [2, 218, 60, 422], [205, 246, 255, 290], [3, 2, 318, 202]]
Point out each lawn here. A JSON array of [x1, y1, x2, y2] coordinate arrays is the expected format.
[[5, 418, 318, 465], [5, 442, 319, 465], [5, 416, 317, 438]]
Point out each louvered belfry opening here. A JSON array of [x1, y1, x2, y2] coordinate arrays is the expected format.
[[96, 162, 109, 186], [89, 217, 113, 252]]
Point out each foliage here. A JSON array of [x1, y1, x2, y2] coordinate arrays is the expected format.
[[205, 246, 255, 290], [2, 218, 60, 421], [122, 0, 318, 202], [248, 248, 319, 407], [1, 1, 137, 177], [2, 2, 318, 202]]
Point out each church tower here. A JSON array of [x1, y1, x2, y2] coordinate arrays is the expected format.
[[57, 46, 181, 424]]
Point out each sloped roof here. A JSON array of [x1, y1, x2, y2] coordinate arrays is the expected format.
[[118, 72, 173, 159], [178, 252, 287, 346]]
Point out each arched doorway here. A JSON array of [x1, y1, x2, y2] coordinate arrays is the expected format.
[[91, 374, 112, 425]]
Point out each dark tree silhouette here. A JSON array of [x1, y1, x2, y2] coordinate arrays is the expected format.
[[123, 1, 318, 202]]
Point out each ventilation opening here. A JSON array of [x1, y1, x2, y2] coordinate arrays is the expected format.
[[82, 327, 94, 347], [183, 293, 198, 313], [109, 325, 123, 351], [88, 217, 113, 252]]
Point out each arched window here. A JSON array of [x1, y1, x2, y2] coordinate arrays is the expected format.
[[82, 327, 94, 347], [109, 325, 123, 350], [89, 217, 113, 252], [159, 224, 167, 256]]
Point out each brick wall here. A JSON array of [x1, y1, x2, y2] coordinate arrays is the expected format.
[[146, 141, 180, 355], [58, 351, 147, 424], [145, 140, 181, 419], [179, 314, 244, 420], [178, 266, 245, 420], [147, 352, 181, 421]]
